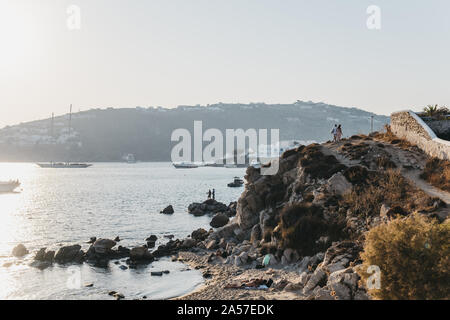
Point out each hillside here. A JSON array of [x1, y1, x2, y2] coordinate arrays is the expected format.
[[0, 101, 389, 162]]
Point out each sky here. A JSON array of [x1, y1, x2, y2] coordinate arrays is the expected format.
[[0, 0, 449, 128]]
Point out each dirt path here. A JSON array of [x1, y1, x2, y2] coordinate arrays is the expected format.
[[322, 138, 450, 213]]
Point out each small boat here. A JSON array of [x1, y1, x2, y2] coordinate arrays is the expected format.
[[125, 154, 136, 163], [0, 180, 21, 193], [172, 162, 198, 169], [227, 177, 244, 187], [37, 162, 92, 168]]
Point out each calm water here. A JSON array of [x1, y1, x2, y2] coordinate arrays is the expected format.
[[0, 162, 245, 300]]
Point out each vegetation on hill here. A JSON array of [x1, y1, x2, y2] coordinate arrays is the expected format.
[[359, 213, 450, 300]]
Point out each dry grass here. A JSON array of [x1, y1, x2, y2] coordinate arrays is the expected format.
[[373, 125, 414, 150], [359, 213, 450, 300], [420, 158, 450, 192], [341, 169, 437, 219]]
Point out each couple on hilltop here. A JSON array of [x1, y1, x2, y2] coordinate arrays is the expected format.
[[331, 124, 343, 143]]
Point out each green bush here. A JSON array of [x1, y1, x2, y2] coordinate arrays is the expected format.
[[359, 214, 450, 300]]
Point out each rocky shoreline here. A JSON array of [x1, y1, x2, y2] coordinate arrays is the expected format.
[[7, 133, 449, 300]]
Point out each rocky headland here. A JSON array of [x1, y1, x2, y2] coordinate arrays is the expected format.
[[8, 130, 450, 300]]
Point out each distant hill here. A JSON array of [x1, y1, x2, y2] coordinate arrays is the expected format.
[[0, 101, 389, 162]]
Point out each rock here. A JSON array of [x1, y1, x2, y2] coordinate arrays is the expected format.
[[93, 239, 117, 254], [206, 240, 217, 250], [151, 271, 163, 276], [314, 287, 335, 300], [181, 238, 196, 249], [238, 251, 248, 264], [114, 236, 120, 242], [283, 248, 299, 264], [234, 255, 242, 266], [160, 205, 174, 214], [146, 235, 158, 242], [34, 248, 46, 261], [54, 245, 83, 264], [119, 265, 128, 270], [326, 172, 352, 195], [85, 283, 94, 287], [147, 241, 156, 248], [44, 250, 55, 262], [210, 213, 229, 228], [328, 282, 351, 300], [129, 246, 153, 261], [113, 292, 124, 300], [218, 238, 227, 249], [88, 237, 96, 244], [303, 268, 326, 294], [12, 244, 28, 257], [298, 272, 310, 287], [29, 260, 51, 270], [354, 289, 370, 300], [250, 224, 262, 243], [284, 282, 302, 292], [189, 199, 230, 216], [191, 228, 208, 241], [163, 234, 174, 239]]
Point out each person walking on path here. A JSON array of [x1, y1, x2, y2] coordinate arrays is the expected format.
[[331, 124, 337, 143], [207, 189, 212, 199], [336, 124, 343, 142], [212, 189, 215, 200]]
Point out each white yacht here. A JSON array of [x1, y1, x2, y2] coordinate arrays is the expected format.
[[172, 162, 198, 169], [37, 162, 92, 168]]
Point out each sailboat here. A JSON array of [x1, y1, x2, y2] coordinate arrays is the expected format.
[[37, 105, 92, 169]]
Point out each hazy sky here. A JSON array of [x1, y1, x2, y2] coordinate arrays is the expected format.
[[0, 0, 449, 128]]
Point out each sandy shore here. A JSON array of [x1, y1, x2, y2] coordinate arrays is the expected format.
[[173, 251, 304, 300]]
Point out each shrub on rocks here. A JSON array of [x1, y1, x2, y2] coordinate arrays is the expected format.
[[359, 213, 449, 299], [279, 203, 346, 256]]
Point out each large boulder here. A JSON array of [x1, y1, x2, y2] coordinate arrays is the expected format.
[[210, 213, 229, 228], [129, 246, 153, 261], [326, 172, 352, 195], [188, 199, 231, 216], [93, 239, 116, 254], [12, 244, 29, 257], [160, 205, 174, 214], [54, 244, 83, 264], [191, 228, 208, 241]]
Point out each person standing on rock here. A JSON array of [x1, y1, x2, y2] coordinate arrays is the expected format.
[[207, 189, 212, 199], [331, 124, 337, 143], [336, 124, 343, 142], [212, 189, 215, 200]]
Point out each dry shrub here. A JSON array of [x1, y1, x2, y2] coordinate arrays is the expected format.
[[359, 214, 450, 300], [420, 158, 450, 192], [376, 155, 397, 170], [298, 144, 347, 179], [279, 203, 346, 256], [341, 169, 435, 218]]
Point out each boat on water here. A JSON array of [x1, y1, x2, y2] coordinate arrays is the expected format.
[[227, 176, 244, 187], [37, 105, 92, 169], [0, 180, 21, 193], [37, 162, 92, 168], [124, 154, 136, 163], [172, 162, 198, 169]]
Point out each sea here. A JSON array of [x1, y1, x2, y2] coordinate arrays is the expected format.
[[0, 162, 245, 300]]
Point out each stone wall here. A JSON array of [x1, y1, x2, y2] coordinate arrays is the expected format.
[[390, 110, 450, 160]]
